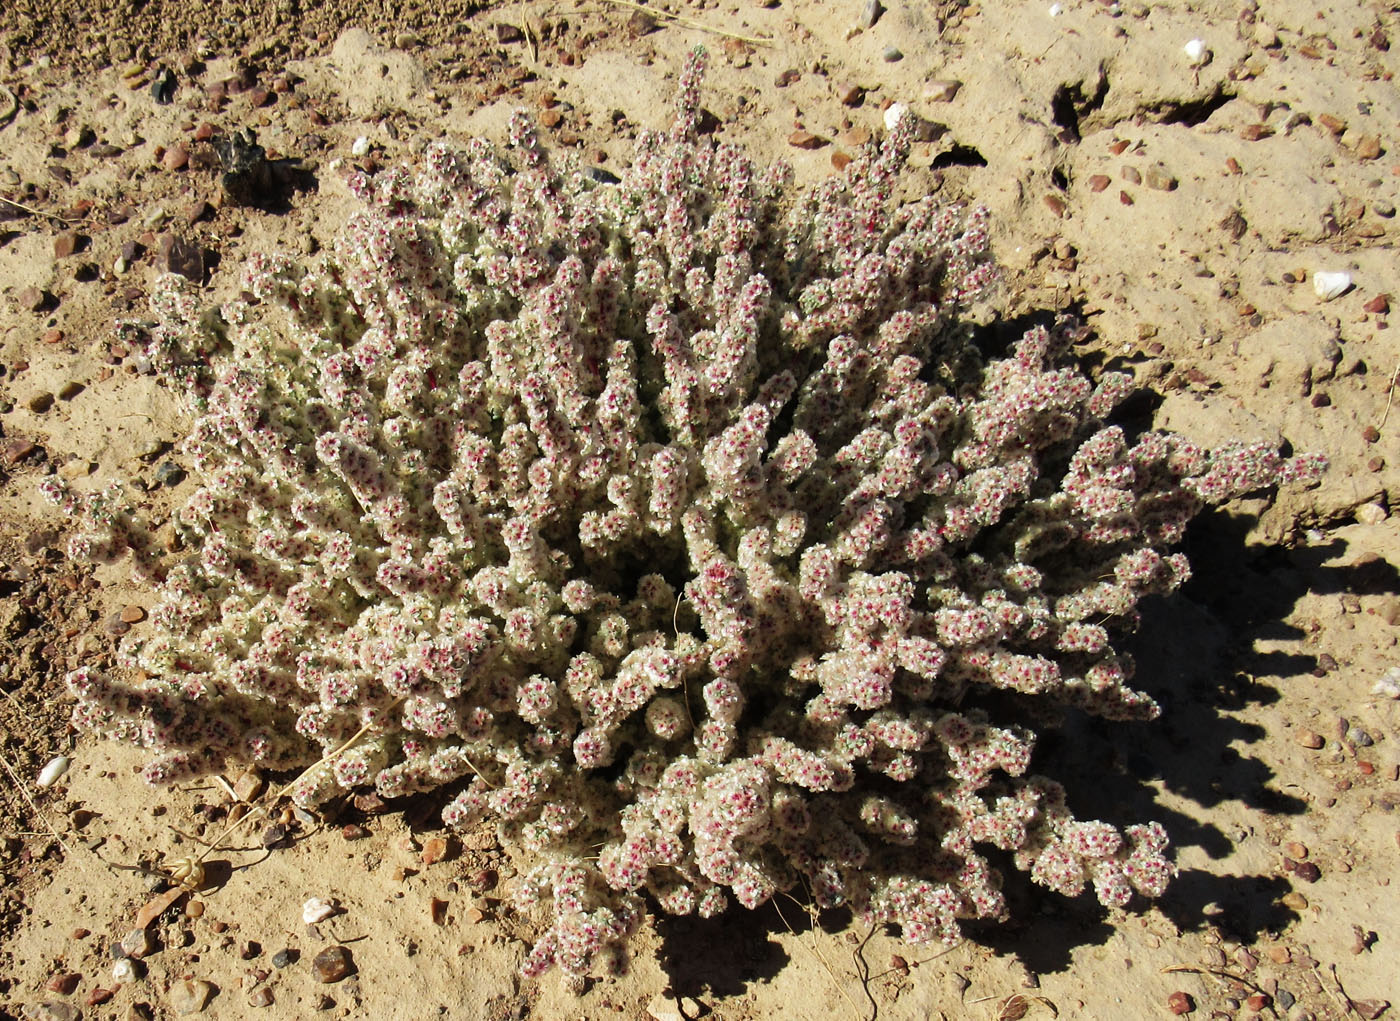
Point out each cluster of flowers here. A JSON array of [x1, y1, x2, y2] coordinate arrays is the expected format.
[[46, 51, 1324, 988]]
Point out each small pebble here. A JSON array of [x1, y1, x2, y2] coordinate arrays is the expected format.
[[85, 988, 114, 1006], [420, 837, 449, 864], [1167, 990, 1195, 1014], [169, 978, 213, 1014], [46, 973, 81, 994], [162, 145, 189, 171], [1363, 294, 1390, 314], [302, 898, 336, 924], [248, 987, 274, 1008], [1281, 891, 1309, 910], [881, 46, 903, 62], [311, 945, 354, 983], [1145, 166, 1177, 191], [262, 823, 290, 849], [120, 927, 155, 959], [351, 136, 371, 157], [27, 392, 54, 414], [112, 959, 139, 984], [1295, 729, 1324, 749], [271, 948, 298, 969], [924, 79, 961, 102], [53, 231, 79, 258]]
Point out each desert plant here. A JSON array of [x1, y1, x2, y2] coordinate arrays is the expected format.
[[44, 50, 1323, 987]]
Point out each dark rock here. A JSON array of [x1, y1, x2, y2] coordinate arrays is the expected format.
[[271, 948, 298, 969], [151, 68, 177, 105]]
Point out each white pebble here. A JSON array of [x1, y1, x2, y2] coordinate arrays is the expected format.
[[1048, 3, 1063, 15], [883, 103, 908, 132], [112, 959, 138, 984], [1183, 39, 1210, 66], [36, 755, 70, 788], [1312, 270, 1352, 301], [351, 136, 371, 157], [302, 897, 336, 924], [1374, 666, 1400, 699]]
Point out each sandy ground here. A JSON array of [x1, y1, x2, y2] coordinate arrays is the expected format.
[[0, 1, 1397, 1019]]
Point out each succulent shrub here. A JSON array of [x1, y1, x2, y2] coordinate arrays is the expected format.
[[45, 50, 1324, 986]]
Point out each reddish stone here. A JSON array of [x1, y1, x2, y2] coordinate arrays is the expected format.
[[787, 130, 826, 149], [1364, 294, 1390, 314], [1088, 174, 1110, 192], [831, 151, 852, 171], [1318, 112, 1346, 135], [162, 145, 189, 171], [53, 231, 79, 258], [420, 836, 450, 865], [1167, 990, 1195, 1015], [46, 973, 81, 994], [1043, 194, 1067, 217], [85, 988, 114, 1006]]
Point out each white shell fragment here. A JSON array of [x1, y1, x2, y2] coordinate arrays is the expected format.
[[302, 897, 337, 924], [351, 135, 371, 157], [1048, 3, 1063, 15], [1183, 39, 1210, 66], [883, 102, 908, 132], [36, 755, 70, 788], [1312, 270, 1352, 301]]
